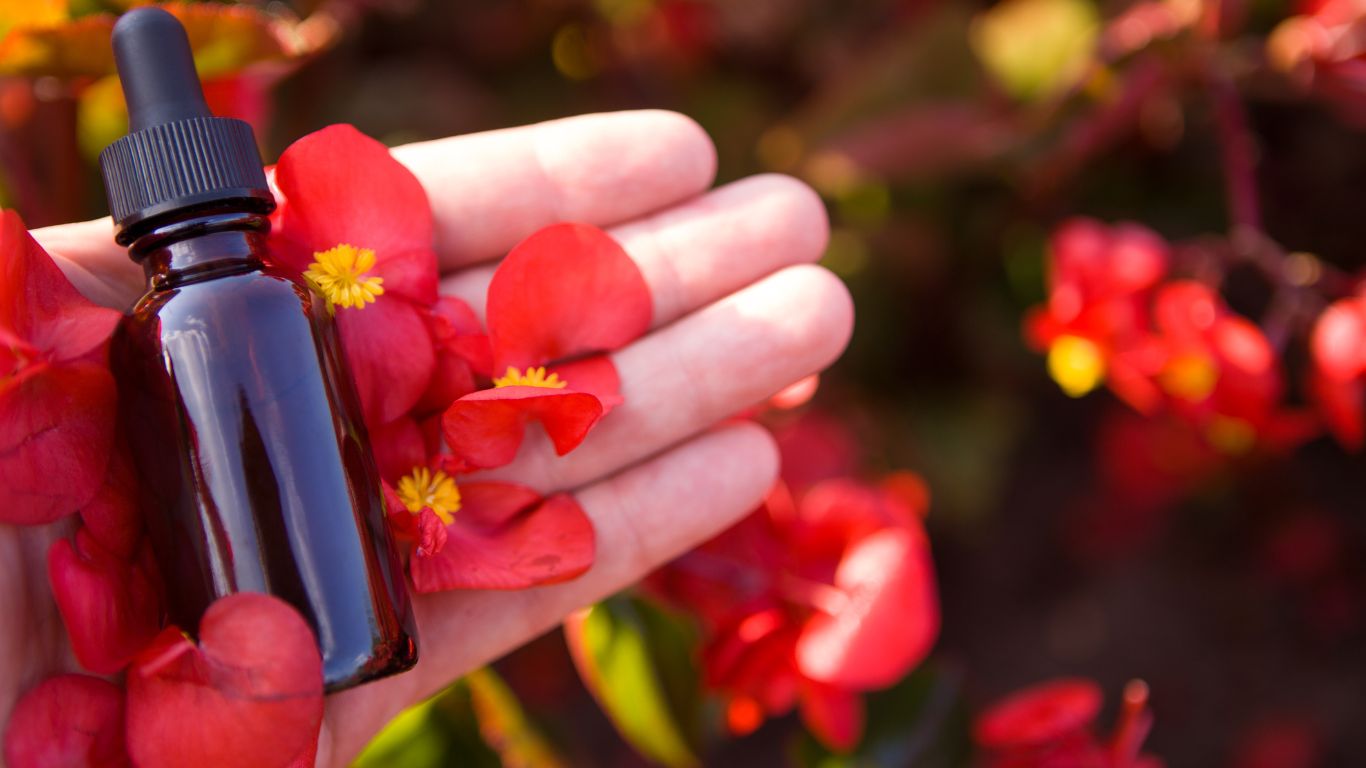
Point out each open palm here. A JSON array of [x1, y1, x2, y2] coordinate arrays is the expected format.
[[1, 110, 851, 766]]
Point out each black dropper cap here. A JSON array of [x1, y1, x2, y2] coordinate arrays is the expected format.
[[98, 7, 274, 245]]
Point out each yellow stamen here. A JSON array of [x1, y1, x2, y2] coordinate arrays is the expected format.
[[396, 467, 460, 525], [1047, 335, 1106, 397], [493, 366, 568, 389], [304, 244, 385, 311], [1160, 353, 1218, 402]]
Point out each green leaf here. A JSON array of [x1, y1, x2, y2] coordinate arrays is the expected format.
[[465, 667, 568, 768], [565, 594, 703, 768], [793, 664, 972, 768]]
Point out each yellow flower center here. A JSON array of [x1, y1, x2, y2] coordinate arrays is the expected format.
[[493, 366, 568, 389], [1047, 335, 1106, 398], [396, 467, 460, 525], [304, 244, 385, 311], [1160, 353, 1218, 402]]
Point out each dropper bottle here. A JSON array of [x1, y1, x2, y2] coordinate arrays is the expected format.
[[100, 7, 417, 690]]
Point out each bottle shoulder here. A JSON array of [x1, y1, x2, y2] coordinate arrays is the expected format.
[[124, 266, 324, 335]]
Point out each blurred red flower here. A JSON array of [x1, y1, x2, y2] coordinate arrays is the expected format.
[[0, 209, 120, 523], [442, 222, 651, 470], [268, 124, 440, 428], [975, 678, 1159, 768], [125, 593, 324, 768], [652, 475, 939, 751], [1148, 281, 1313, 454], [1269, 0, 1366, 126], [1024, 218, 1169, 413], [1308, 291, 1366, 449], [3, 675, 127, 768]]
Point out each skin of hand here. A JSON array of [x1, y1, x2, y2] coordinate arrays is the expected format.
[[0, 110, 852, 766]]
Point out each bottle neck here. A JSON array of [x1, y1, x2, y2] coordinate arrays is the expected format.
[[128, 207, 272, 291]]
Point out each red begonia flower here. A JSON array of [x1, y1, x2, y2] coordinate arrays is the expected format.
[[48, 530, 162, 676], [77, 451, 143, 560], [371, 416, 427, 485], [381, 479, 449, 558], [442, 223, 650, 469], [126, 593, 324, 768], [268, 124, 439, 426], [405, 479, 595, 592], [1309, 293, 1366, 449], [3, 675, 127, 768], [1024, 218, 1169, 412], [651, 474, 938, 751], [0, 210, 120, 523], [975, 678, 1103, 749]]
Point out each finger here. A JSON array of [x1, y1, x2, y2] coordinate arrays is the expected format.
[[395, 109, 716, 270], [32, 110, 717, 303], [439, 173, 830, 328], [476, 264, 853, 490], [319, 421, 779, 766], [36, 220, 141, 310]]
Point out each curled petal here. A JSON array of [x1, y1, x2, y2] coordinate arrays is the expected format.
[[410, 489, 595, 591], [337, 297, 436, 427], [416, 299, 488, 415], [0, 362, 117, 524], [3, 675, 128, 768], [795, 527, 940, 690], [974, 678, 1103, 749], [126, 593, 324, 768], [798, 680, 865, 753], [49, 530, 163, 676], [413, 508, 449, 558], [442, 387, 603, 470], [270, 124, 437, 303], [0, 210, 120, 364], [487, 222, 652, 370]]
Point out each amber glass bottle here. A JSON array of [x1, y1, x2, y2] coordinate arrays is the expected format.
[[100, 8, 417, 690]]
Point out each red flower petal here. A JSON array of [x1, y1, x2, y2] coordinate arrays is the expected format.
[[552, 354, 624, 412], [337, 297, 436, 427], [799, 680, 865, 753], [0, 362, 117, 524], [370, 417, 426, 485], [0, 210, 120, 364], [79, 452, 143, 559], [974, 678, 1104, 749], [3, 675, 128, 768], [442, 387, 603, 470], [1311, 371, 1364, 450], [270, 124, 437, 304], [795, 527, 940, 689], [49, 530, 163, 675], [416, 296, 492, 414], [126, 593, 324, 768], [413, 508, 449, 558], [486, 222, 651, 370], [410, 486, 595, 591]]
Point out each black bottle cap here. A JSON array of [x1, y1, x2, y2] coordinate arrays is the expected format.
[[98, 7, 274, 245]]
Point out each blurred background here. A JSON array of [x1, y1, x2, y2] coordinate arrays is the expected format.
[[4, 0, 1365, 765]]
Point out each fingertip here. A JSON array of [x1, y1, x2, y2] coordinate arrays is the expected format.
[[746, 174, 830, 263], [629, 110, 718, 194], [765, 264, 856, 371]]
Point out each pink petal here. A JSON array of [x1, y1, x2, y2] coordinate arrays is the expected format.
[[486, 223, 651, 370], [3, 675, 128, 768]]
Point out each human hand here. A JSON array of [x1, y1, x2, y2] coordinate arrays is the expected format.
[[5, 110, 851, 765]]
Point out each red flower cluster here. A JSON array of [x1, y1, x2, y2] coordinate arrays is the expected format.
[[266, 125, 653, 593], [1269, 0, 1366, 126], [1026, 218, 1312, 455], [2, 123, 650, 764], [650, 431, 939, 752], [974, 678, 1159, 768]]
